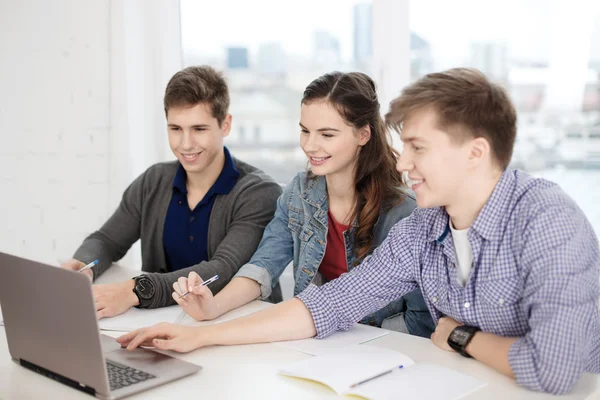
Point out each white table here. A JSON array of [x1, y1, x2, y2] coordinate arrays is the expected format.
[[1, 265, 599, 399]]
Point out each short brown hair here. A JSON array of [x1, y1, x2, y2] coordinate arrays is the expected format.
[[385, 68, 517, 170], [163, 65, 230, 125]]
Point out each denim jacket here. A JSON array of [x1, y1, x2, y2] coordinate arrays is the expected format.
[[236, 172, 434, 337]]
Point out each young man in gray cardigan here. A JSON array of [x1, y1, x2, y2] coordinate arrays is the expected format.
[[60, 66, 282, 318]]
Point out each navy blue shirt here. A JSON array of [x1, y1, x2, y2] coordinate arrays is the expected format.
[[163, 148, 240, 272]]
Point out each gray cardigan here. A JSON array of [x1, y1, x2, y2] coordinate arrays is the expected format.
[[73, 158, 282, 309]]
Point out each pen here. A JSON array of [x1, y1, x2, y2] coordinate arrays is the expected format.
[[350, 365, 403, 388], [78, 259, 99, 273], [179, 274, 219, 298]]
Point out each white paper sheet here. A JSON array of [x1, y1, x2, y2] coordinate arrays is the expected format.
[[275, 323, 390, 355], [98, 305, 187, 331], [179, 300, 273, 327], [349, 363, 487, 400]]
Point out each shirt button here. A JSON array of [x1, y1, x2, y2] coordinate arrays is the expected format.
[[189, 236, 194, 242], [464, 302, 471, 309], [498, 298, 505, 305], [178, 200, 182, 205], [432, 296, 438, 303], [189, 216, 195, 222]]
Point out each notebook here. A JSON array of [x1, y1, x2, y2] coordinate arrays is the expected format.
[[275, 323, 390, 355], [278, 344, 486, 399]]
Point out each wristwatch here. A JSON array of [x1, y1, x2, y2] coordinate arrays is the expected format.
[[447, 325, 480, 358], [132, 275, 155, 308]]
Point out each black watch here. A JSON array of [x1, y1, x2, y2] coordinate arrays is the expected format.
[[132, 276, 155, 308], [447, 325, 479, 358]]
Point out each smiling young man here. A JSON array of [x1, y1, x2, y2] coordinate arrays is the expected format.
[[117, 68, 599, 395], [60, 66, 282, 317]]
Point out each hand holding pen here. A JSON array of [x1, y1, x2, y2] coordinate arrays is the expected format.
[[60, 258, 98, 281], [172, 271, 221, 321], [179, 274, 219, 298]]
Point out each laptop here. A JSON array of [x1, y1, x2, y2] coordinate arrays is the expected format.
[[0, 252, 202, 399]]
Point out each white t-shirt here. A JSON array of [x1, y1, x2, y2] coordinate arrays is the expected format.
[[449, 220, 473, 286]]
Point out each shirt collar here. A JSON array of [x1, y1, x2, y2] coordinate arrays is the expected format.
[[301, 175, 361, 228], [172, 147, 240, 196], [469, 169, 515, 241], [426, 169, 515, 242], [300, 174, 328, 208]]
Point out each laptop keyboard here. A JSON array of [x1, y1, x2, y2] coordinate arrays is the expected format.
[[106, 360, 156, 391]]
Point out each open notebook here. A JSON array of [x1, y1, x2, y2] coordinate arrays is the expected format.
[[278, 344, 486, 400]]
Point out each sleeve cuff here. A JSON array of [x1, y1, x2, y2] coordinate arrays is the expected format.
[[296, 284, 339, 339], [508, 336, 540, 392], [235, 264, 273, 299]]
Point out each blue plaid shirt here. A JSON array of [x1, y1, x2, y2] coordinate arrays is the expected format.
[[298, 169, 600, 394]]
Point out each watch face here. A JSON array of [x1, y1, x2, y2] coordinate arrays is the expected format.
[[135, 278, 155, 300], [450, 328, 471, 346]]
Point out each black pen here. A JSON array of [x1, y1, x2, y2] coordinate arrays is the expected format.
[[350, 365, 403, 388]]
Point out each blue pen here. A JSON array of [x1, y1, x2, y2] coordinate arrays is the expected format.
[[78, 259, 99, 273], [179, 274, 219, 298]]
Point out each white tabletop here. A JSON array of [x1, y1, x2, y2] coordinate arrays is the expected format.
[[1, 265, 599, 399]]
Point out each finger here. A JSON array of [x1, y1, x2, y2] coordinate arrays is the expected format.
[[172, 291, 186, 304], [126, 329, 156, 350], [176, 277, 188, 295], [187, 271, 203, 291], [117, 328, 144, 345], [83, 269, 94, 281], [127, 325, 170, 351], [191, 284, 211, 297], [97, 308, 113, 319], [172, 281, 184, 297], [60, 260, 85, 271], [126, 335, 155, 350], [95, 302, 105, 311]]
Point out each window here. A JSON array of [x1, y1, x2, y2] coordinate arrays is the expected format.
[[180, 0, 372, 184], [410, 0, 600, 235]]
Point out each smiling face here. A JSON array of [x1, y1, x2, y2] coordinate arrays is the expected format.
[[396, 108, 472, 209], [166, 103, 231, 177], [299, 100, 370, 179]]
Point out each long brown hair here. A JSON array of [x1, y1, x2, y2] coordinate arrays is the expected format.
[[302, 72, 406, 259]]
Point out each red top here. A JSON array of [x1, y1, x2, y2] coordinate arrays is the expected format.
[[319, 211, 350, 282]]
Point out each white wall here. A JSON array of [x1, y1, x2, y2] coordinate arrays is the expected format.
[[0, 0, 181, 266]]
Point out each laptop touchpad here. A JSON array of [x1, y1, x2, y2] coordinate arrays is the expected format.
[[100, 334, 123, 353]]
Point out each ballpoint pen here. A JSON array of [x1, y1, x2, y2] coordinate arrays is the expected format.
[[350, 365, 403, 388], [179, 274, 219, 298], [78, 259, 99, 273]]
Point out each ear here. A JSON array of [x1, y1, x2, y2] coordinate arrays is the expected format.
[[358, 125, 371, 146], [468, 137, 490, 166], [220, 114, 232, 137]]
